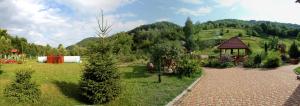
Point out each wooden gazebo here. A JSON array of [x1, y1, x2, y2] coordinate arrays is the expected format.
[[218, 36, 249, 62]]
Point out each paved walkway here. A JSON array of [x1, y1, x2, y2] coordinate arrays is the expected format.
[[174, 65, 300, 106]]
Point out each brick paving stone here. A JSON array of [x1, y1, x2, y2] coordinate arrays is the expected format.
[[174, 65, 300, 106]]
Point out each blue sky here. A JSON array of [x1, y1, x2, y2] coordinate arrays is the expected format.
[[0, 0, 299, 47]]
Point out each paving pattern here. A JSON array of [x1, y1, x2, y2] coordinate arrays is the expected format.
[[174, 65, 300, 106]]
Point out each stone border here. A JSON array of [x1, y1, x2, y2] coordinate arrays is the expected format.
[[166, 71, 205, 106]]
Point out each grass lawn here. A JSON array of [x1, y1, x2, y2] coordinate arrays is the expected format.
[[0, 60, 201, 106], [294, 67, 300, 75]]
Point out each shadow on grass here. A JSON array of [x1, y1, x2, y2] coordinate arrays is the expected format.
[[284, 84, 300, 106], [123, 66, 152, 79], [52, 81, 83, 103], [0, 70, 3, 75]]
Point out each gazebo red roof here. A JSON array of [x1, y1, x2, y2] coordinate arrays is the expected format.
[[218, 37, 249, 49]]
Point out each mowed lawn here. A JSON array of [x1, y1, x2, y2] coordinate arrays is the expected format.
[[0, 60, 201, 106]]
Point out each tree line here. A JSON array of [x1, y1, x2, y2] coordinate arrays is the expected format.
[[195, 19, 300, 38], [0, 29, 82, 57]]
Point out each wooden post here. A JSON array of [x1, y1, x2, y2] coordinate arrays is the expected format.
[[238, 49, 240, 57], [220, 49, 222, 58]]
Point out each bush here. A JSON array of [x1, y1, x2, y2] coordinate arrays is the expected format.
[[263, 51, 282, 68], [226, 30, 229, 33], [176, 56, 201, 77], [269, 37, 279, 50], [220, 62, 235, 68], [243, 59, 255, 68], [220, 55, 234, 63], [118, 55, 136, 63], [220, 32, 224, 36], [238, 33, 243, 37], [253, 54, 262, 65], [4, 69, 41, 103], [243, 54, 262, 68], [204, 59, 234, 68], [288, 41, 300, 59], [80, 39, 121, 104], [297, 33, 300, 41], [281, 55, 288, 62]]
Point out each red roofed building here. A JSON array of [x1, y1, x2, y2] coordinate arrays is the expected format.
[[11, 49, 18, 53], [218, 36, 249, 62]]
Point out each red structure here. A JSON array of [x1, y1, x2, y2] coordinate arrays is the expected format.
[[11, 49, 18, 53], [47, 55, 64, 64], [218, 36, 249, 62]]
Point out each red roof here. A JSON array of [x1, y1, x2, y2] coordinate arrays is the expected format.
[[11, 49, 18, 53], [218, 37, 249, 49]]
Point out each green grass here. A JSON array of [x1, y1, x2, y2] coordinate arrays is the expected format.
[[294, 67, 300, 75], [0, 60, 201, 106]]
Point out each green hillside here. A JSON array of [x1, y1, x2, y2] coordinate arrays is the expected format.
[[66, 37, 98, 50], [193, 28, 296, 55], [67, 19, 300, 57]]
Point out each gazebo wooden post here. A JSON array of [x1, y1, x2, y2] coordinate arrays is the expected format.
[[237, 49, 240, 57], [220, 49, 222, 58]]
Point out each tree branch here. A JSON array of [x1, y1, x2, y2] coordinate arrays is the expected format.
[[96, 9, 112, 38]]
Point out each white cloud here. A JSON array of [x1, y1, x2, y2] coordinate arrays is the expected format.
[[54, 0, 136, 14], [180, 0, 202, 4], [177, 7, 212, 16], [213, 0, 300, 24], [0, 0, 145, 47], [214, 0, 239, 7], [156, 17, 171, 22], [238, 0, 300, 24]]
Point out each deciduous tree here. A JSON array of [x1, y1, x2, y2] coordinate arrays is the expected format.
[[57, 44, 67, 55]]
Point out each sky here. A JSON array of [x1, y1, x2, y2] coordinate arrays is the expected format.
[[0, 0, 299, 47]]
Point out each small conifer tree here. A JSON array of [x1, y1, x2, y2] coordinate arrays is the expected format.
[[79, 10, 121, 104], [288, 41, 300, 59], [4, 69, 41, 103], [264, 42, 268, 54], [253, 54, 262, 67]]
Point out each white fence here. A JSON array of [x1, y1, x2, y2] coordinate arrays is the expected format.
[[37, 56, 47, 63], [64, 56, 81, 63], [37, 56, 81, 63]]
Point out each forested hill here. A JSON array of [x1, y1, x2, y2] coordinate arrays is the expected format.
[[67, 21, 184, 54], [67, 21, 182, 49], [68, 19, 300, 50], [0, 29, 68, 56], [66, 37, 98, 50]]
